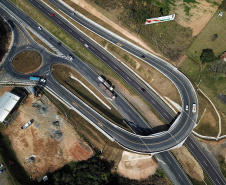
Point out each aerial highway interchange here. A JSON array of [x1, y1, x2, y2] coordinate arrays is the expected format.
[[0, 0, 225, 184]]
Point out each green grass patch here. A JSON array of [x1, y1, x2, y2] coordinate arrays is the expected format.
[[217, 155, 226, 178], [203, 171, 213, 185], [184, 2, 226, 135], [179, 57, 200, 83], [187, 8, 226, 62], [140, 21, 193, 61], [194, 90, 219, 137]]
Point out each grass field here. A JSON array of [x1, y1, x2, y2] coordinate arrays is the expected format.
[[194, 91, 219, 137], [12, 50, 41, 74], [181, 4, 226, 136], [187, 8, 226, 63]]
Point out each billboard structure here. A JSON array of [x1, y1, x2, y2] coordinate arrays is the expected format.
[[145, 14, 176, 25]]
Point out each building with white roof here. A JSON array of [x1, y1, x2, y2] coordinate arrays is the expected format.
[[0, 91, 20, 123]]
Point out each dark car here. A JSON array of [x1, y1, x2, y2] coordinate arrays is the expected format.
[[0, 168, 6, 174], [141, 55, 146, 59], [141, 88, 146, 92]]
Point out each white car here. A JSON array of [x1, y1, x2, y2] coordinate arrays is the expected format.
[[185, 105, 188, 111], [0, 164, 3, 169], [192, 103, 197, 113], [67, 54, 74, 60], [38, 26, 42, 30]]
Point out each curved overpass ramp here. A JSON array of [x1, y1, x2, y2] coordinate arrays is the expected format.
[[1, 0, 199, 154]]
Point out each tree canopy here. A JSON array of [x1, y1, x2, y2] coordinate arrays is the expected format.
[[200, 49, 216, 64]]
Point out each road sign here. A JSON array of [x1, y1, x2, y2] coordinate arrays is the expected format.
[[145, 14, 176, 25]]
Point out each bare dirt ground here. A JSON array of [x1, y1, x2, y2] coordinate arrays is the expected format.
[[0, 86, 12, 96], [171, 0, 222, 36], [3, 94, 93, 178], [198, 138, 226, 163], [171, 146, 204, 181], [117, 151, 158, 180]]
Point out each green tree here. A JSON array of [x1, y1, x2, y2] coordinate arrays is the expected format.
[[200, 49, 216, 64]]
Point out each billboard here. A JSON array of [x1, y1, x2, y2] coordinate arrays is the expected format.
[[145, 14, 176, 25]]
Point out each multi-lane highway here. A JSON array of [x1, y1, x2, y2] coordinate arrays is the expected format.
[[0, 4, 193, 185], [0, 0, 197, 153], [39, 1, 226, 184], [0, 0, 225, 184], [24, 0, 199, 152]]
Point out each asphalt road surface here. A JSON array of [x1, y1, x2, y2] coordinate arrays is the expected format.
[[0, 0, 224, 184]]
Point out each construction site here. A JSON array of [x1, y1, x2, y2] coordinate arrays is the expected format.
[[1, 87, 93, 178]]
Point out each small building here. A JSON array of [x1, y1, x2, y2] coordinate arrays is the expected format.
[[0, 91, 20, 123], [221, 51, 226, 62]]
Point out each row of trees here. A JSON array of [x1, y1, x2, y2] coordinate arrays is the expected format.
[[43, 155, 168, 185], [0, 18, 10, 62]]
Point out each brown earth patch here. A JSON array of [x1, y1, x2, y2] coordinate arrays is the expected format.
[[172, 0, 222, 36], [3, 94, 93, 178], [12, 50, 42, 74], [117, 151, 158, 180], [171, 146, 204, 181]]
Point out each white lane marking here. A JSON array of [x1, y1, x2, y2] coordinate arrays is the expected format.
[[166, 157, 171, 164], [216, 179, 220, 184], [102, 56, 106, 60], [80, 38, 83, 41], [57, 20, 61, 24], [69, 29, 72, 33], [127, 77, 131, 81], [190, 143, 194, 149], [151, 100, 156, 105], [164, 113, 169, 118], [203, 161, 208, 166], [178, 174, 183, 180], [82, 66, 86, 70]]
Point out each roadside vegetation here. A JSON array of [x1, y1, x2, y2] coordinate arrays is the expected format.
[[51, 64, 130, 131], [217, 155, 226, 178], [10, 0, 137, 96], [26, 28, 55, 53], [0, 18, 11, 62], [75, 0, 194, 61], [12, 50, 41, 74], [180, 1, 226, 135], [45, 156, 171, 185], [43, 91, 171, 184], [0, 125, 35, 185]]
